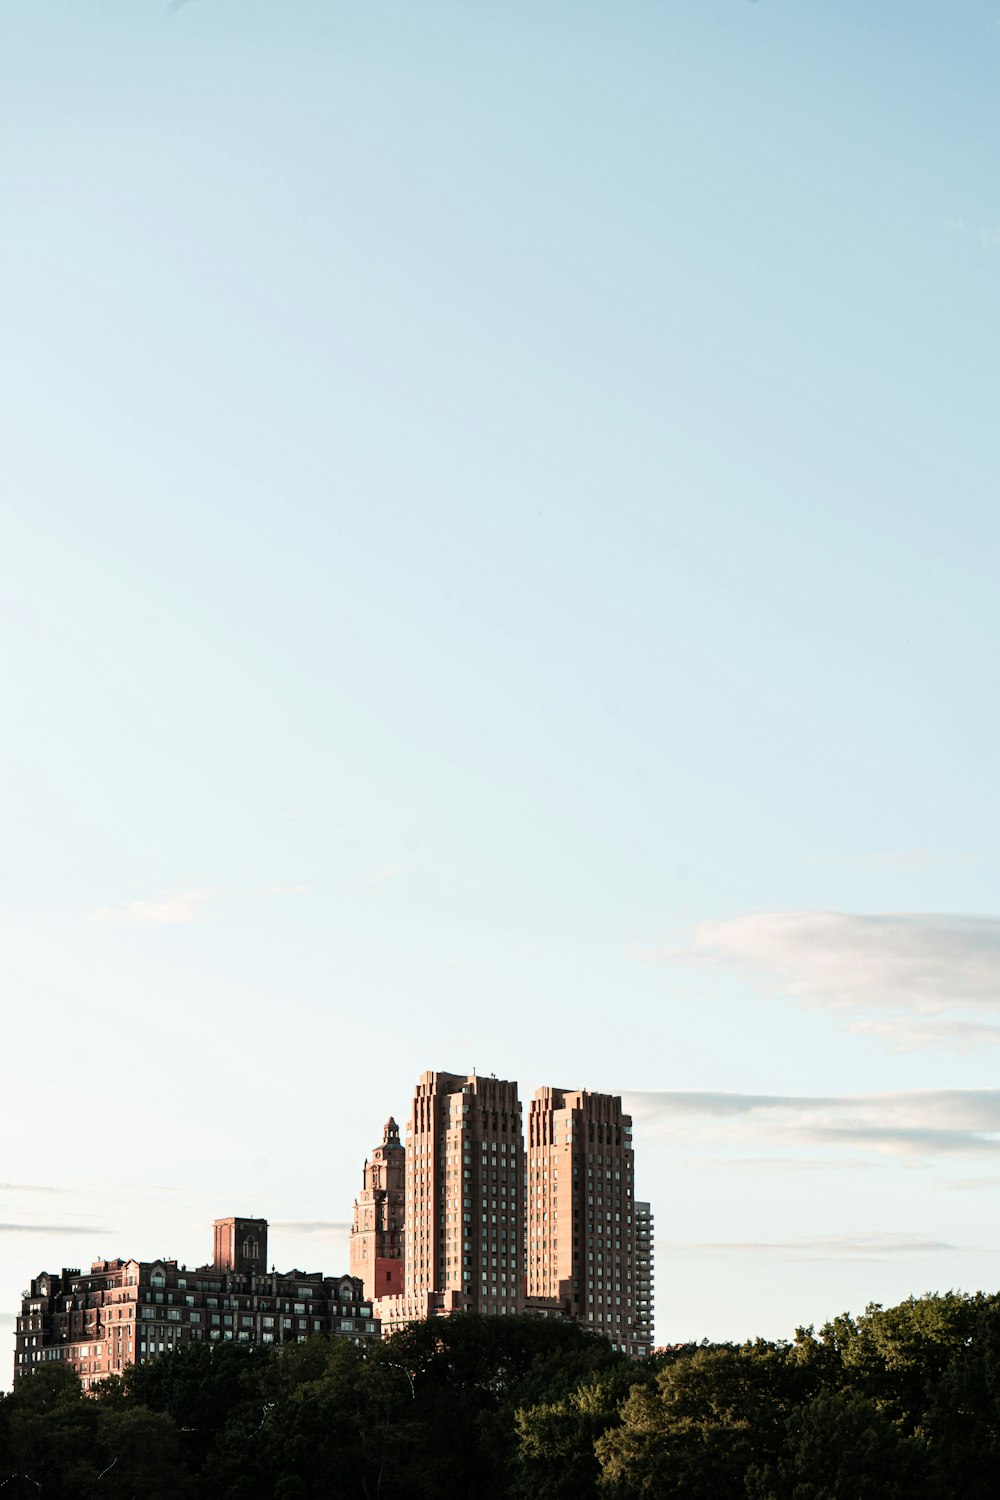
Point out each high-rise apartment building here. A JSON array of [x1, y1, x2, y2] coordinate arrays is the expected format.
[[377, 1071, 523, 1330], [526, 1087, 650, 1356], [13, 1216, 377, 1389], [349, 1117, 406, 1301]]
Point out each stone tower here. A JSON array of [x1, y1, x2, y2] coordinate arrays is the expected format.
[[349, 1117, 405, 1300], [212, 1216, 268, 1275]]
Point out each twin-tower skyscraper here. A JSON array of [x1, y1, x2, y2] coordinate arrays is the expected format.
[[349, 1069, 654, 1357]]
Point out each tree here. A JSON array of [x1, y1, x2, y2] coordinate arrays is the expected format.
[[745, 1388, 933, 1500], [513, 1368, 639, 1499], [595, 1341, 814, 1499], [0, 1364, 100, 1498]]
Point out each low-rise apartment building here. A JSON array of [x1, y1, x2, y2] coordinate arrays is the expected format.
[[13, 1215, 376, 1390]]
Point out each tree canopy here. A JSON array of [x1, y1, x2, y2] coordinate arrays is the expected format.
[[4, 1294, 1000, 1497]]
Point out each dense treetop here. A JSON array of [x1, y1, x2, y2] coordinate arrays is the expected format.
[[4, 1292, 1000, 1497]]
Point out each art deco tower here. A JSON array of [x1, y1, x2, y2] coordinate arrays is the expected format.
[[377, 1070, 524, 1327], [526, 1087, 651, 1355]]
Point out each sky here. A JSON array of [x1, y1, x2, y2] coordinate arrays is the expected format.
[[3, 0, 1000, 1378]]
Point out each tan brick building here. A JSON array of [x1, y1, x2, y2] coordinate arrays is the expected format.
[[368, 1071, 655, 1353], [377, 1071, 523, 1331], [526, 1087, 652, 1356], [14, 1216, 377, 1390]]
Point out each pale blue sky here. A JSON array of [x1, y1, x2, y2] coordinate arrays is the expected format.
[[3, 0, 1000, 1366]]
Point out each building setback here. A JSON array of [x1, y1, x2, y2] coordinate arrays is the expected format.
[[633, 1200, 655, 1355], [377, 1071, 523, 1331], [13, 1216, 377, 1390], [526, 1086, 652, 1357]]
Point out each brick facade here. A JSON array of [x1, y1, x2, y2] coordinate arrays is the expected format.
[[371, 1072, 654, 1354], [13, 1216, 377, 1390], [376, 1071, 524, 1328]]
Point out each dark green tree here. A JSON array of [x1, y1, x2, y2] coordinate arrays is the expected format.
[[0, 1363, 100, 1498], [512, 1366, 641, 1499], [595, 1340, 816, 1499], [745, 1388, 934, 1500]]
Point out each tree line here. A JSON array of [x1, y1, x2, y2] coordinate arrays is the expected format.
[[3, 1290, 1000, 1497]]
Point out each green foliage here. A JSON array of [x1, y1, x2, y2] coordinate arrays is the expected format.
[[745, 1389, 932, 1500], [513, 1367, 641, 1499], [6, 1296, 1000, 1496], [595, 1340, 814, 1499]]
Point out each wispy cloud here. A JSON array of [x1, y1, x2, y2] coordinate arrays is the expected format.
[[88, 888, 214, 925], [934, 1175, 1000, 1192], [255, 884, 309, 897], [660, 1232, 957, 1262], [848, 1017, 1000, 1053], [0, 1223, 115, 1235], [369, 866, 407, 883], [271, 1220, 351, 1234], [0, 1183, 63, 1194], [622, 1088, 1000, 1163], [646, 911, 1000, 1014], [683, 1155, 883, 1174], [980, 226, 1000, 249]]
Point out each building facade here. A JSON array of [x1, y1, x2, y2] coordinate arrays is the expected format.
[[369, 1071, 654, 1353], [349, 1117, 406, 1301], [13, 1216, 377, 1390], [377, 1071, 524, 1330], [526, 1086, 650, 1356]]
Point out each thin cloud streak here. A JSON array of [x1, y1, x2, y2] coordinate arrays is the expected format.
[[935, 1175, 1000, 1192], [0, 1184, 63, 1194], [271, 1221, 351, 1234], [622, 1088, 1000, 1163], [0, 1223, 115, 1235], [682, 1155, 884, 1174], [848, 1017, 1000, 1053], [88, 888, 214, 925], [660, 1232, 958, 1261]]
